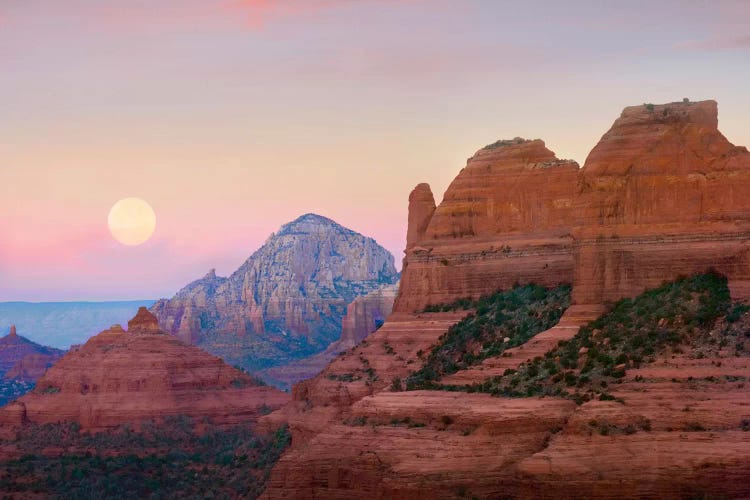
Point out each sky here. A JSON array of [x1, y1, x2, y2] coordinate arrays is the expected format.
[[1, 0, 749, 301]]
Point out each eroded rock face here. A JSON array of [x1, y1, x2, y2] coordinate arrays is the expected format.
[[0, 310, 289, 431], [255, 283, 399, 390], [573, 100, 750, 304], [260, 100, 750, 499], [151, 214, 399, 371], [0, 325, 64, 380], [395, 139, 579, 312], [406, 183, 436, 249]]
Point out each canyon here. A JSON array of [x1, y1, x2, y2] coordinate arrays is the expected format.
[[260, 100, 750, 498]]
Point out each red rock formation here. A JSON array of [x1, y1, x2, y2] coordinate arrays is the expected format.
[[573, 100, 750, 305], [0, 325, 64, 379], [406, 183, 436, 249], [262, 303, 750, 499], [259, 100, 750, 499], [257, 311, 469, 444], [0, 309, 289, 432], [4, 352, 63, 382], [127, 306, 161, 334], [395, 139, 579, 312]]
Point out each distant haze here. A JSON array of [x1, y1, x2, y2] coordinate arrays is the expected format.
[[0, 301, 155, 349]]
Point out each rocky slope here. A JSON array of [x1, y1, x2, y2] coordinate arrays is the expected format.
[[151, 214, 399, 373], [260, 100, 750, 498], [257, 283, 399, 389], [262, 275, 750, 499], [0, 308, 289, 434]]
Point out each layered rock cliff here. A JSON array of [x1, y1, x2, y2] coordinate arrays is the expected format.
[[395, 139, 579, 312], [259, 100, 750, 499], [573, 100, 750, 304], [0, 308, 289, 432], [151, 214, 399, 372], [396, 101, 750, 312]]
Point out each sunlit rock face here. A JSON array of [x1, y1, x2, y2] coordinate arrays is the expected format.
[[151, 214, 399, 371], [258, 101, 750, 500], [396, 101, 750, 313], [572, 100, 750, 304], [0, 308, 289, 432], [395, 139, 579, 312]]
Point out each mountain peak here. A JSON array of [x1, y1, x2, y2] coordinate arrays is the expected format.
[[277, 213, 349, 236]]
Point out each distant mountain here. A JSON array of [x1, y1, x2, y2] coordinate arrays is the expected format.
[[0, 325, 65, 406], [151, 213, 399, 373], [0, 300, 154, 349]]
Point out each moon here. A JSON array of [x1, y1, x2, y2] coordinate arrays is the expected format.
[[108, 198, 157, 246]]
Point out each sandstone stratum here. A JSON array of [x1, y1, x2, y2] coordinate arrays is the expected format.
[[259, 100, 750, 498], [151, 213, 399, 377], [0, 308, 289, 434]]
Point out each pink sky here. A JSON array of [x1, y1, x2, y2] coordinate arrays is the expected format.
[[1, 0, 749, 300]]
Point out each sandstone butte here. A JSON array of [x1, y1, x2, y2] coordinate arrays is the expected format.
[[0, 325, 64, 382], [258, 100, 750, 498], [0, 308, 289, 436]]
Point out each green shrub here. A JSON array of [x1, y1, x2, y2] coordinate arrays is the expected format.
[[406, 284, 570, 390], [457, 272, 734, 402]]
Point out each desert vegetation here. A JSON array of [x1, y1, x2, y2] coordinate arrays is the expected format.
[[0, 417, 291, 499], [450, 272, 748, 402], [406, 284, 571, 390]]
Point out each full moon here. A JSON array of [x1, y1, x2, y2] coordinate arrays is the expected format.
[[108, 198, 157, 246]]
